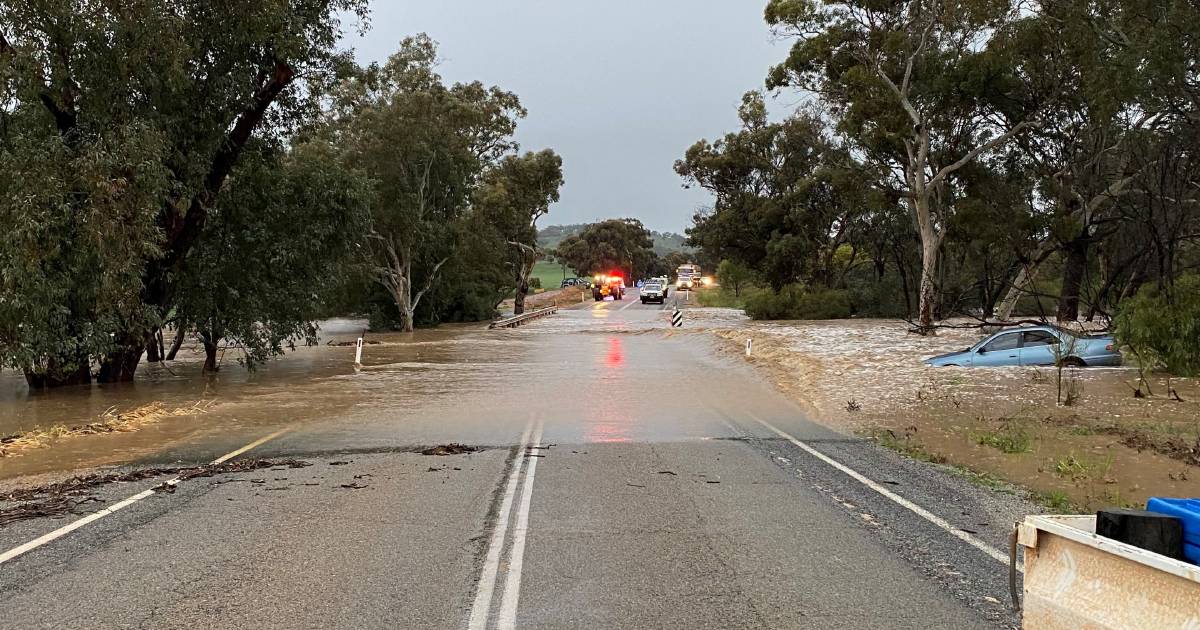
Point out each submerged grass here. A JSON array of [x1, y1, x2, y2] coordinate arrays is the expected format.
[[0, 401, 211, 458], [973, 424, 1034, 454]]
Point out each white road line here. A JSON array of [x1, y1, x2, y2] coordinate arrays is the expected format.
[[0, 428, 291, 566], [209, 428, 289, 464], [467, 419, 535, 630], [495, 421, 544, 630], [617, 295, 640, 311], [749, 414, 1017, 569]]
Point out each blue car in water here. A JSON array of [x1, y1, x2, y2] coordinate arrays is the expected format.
[[924, 325, 1122, 368]]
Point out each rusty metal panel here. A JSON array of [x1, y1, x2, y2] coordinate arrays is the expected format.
[[1023, 524, 1200, 629]]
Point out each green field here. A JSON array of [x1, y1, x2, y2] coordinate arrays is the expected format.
[[531, 259, 573, 289]]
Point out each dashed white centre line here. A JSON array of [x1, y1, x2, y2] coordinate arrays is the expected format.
[[748, 413, 1017, 569], [0, 428, 291, 566]]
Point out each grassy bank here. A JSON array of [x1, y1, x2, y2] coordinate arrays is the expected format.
[[693, 286, 761, 308]]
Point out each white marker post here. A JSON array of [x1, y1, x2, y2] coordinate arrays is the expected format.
[[746, 338, 753, 357], [354, 337, 364, 367]]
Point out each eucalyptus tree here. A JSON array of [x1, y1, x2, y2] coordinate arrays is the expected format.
[[330, 36, 525, 332], [765, 0, 1040, 331], [473, 150, 565, 315], [173, 140, 371, 373], [985, 0, 1193, 321], [677, 92, 874, 291], [557, 219, 659, 281], [0, 0, 367, 385]]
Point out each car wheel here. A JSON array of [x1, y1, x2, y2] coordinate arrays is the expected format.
[[1060, 357, 1086, 368]]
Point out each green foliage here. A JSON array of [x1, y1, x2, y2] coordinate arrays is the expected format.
[[715, 259, 755, 296], [1115, 275, 1200, 377], [744, 285, 852, 320], [327, 35, 526, 331], [0, 0, 368, 383], [556, 219, 661, 280], [678, 96, 874, 292], [173, 139, 372, 369], [471, 149, 564, 312]]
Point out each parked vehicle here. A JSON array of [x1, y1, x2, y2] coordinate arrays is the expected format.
[[560, 277, 579, 288], [592, 274, 625, 301], [924, 325, 1121, 367], [675, 263, 701, 290], [640, 281, 666, 304]]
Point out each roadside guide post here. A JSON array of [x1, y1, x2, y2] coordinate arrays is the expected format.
[[671, 308, 683, 328], [746, 338, 752, 357], [354, 337, 363, 367]]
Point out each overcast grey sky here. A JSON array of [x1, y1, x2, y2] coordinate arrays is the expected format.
[[342, 1, 786, 234]]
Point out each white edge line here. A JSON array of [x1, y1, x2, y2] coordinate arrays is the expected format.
[[495, 421, 544, 630], [0, 428, 291, 566], [467, 419, 535, 630], [749, 414, 1018, 570]]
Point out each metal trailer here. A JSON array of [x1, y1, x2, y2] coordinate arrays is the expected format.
[[1017, 514, 1200, 629]]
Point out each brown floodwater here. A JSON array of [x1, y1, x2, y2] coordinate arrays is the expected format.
[[709, 318, 1200, 511], [0, 318, 522, 479], [0, 304, 760, 482]]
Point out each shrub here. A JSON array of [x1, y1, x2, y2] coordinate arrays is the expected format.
[[744, 284, 852, 320], [528, 277, 542, 289], [1115, 274, 1200, 377]]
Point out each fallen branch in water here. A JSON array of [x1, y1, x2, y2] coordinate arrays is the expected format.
[[0, 401, 212, 458]]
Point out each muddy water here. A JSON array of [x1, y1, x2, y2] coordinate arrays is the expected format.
[[0, 319, 519, 479], [0, 306, 762, 482], [711, 318, 1200, 511]]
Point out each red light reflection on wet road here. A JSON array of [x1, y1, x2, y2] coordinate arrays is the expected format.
[[605, 337, 624, 368]]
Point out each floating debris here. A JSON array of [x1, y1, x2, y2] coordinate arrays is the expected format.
[[0, 401, 212, 458]]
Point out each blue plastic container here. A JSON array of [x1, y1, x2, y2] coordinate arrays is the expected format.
[[1147, 497, 1200, 565]]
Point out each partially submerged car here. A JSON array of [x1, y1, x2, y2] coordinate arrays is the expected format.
[[924, 325, 1121, 368]]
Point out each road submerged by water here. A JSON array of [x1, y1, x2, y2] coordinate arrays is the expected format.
[[0, 288, 1036, 629]]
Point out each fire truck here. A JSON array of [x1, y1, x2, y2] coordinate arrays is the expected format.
[[591, 273, 626, 301]]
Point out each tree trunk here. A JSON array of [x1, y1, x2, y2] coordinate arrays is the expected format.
[[97, 334, 143, 383], [917, 240, 940, 332], [997, 264, 1038, 321], [145, 329, 162, 363], [913, 191, 941, 333], [1057, 236, 1090, 322], [200, 331, 220, 373], [165, 326, 186, 361], [513, 257, 536, 316], [24, 357, 92, 389], [513, 279, 530, 315]]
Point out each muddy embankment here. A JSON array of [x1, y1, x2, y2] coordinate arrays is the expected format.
[[708, 318, 1200, 512]]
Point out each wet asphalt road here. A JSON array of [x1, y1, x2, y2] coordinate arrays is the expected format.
[[0, 288, 1036, 629]]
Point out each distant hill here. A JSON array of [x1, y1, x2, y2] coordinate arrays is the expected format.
[[537, 224, 693, 256]]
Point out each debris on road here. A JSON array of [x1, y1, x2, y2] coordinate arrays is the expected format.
[[0, 458, 311, 527], [329, 460, 351, 465], [657, 470, 677, 476], [421, 444, 478, 456], [338, 482, 369, 490]]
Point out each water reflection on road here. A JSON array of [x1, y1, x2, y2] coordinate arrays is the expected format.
[[1, 308, 756, 480]]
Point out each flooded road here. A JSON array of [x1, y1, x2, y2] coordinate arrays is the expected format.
[[1, 291, 1031, 629]]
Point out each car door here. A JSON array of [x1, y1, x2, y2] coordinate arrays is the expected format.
[[974, 332, 1021, 366], [1019, 330, 1060, 366]]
